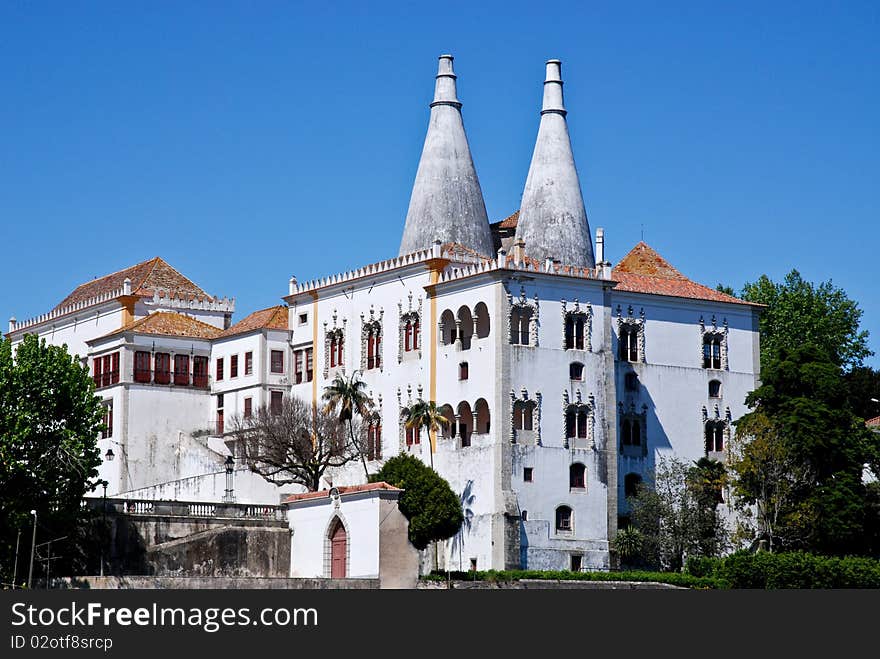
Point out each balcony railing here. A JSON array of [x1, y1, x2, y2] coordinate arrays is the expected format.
[[84, 498, 287, 520], [132, 369, 210, 389]]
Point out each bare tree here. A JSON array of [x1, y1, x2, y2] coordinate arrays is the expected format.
[[230, 394, 363, 492]]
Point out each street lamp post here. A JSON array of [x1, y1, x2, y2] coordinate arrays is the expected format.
[[27, 510, 37, 589], [223, 455, 235, 503], [100, 480, 108, 577]]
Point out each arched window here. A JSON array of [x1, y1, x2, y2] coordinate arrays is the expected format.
[[565, 407, 576, 438], [624, 473, 643, 499], [440, 309, 456, 345], [708, 379, 722, 398], [404, 321, 412, 352], [474, 302, 490, 339], [555, 505, 573, 532], [619, 325, 638, 362], [703, 334, 722, 369], [412, 318, 420, 350], [330, 336, 338, 367], [457, 401, 473, 447], [705, 422, 725, 453], [511, 307, 532, 346], [367, 418, 382, 461], [564, 312, 588, 350], [569, 362, 584, 381], [569, 463, 586, 489], [474, 398, 491, 435], [365, 328, 381, 370], [457, 306, 474, 350]]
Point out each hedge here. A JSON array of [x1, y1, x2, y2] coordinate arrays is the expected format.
[[685, 551, 880, 589], [424, 569, 724, 589]]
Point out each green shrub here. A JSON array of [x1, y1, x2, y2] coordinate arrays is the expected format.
[[689, 551, 880, 588]]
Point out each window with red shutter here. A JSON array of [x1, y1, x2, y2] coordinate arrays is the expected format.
[[154, 353, 171, 384], [306, 348, 313, 381], [174, 354, 190, 386], [230, 355, 238, 378], [404, 322, 412, 352], [134, 351, 151, 383], [93, 359, 102, 387], [413, 320, 420, 350], [193, 356, 208, 388], [111, 352, 120, 384], [271, 350, 284, 374], [216, 357, 224, 381], [102, 355, 112, 387], [216, 410, 224, 435], [244, 351, 253, 376], [244, 397, 252, 419], [294, 350, 303, 384], [270, 390, 283, 415]]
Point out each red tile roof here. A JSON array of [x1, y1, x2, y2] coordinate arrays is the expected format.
[[53, 257, 212, 311], [96, 311, 223, 341], [283, 481, 402, 504], [612, 242, 755, 306], [222, 305, 289, 337], [866, 415, 880, 428], [495, 210, 519, 229]]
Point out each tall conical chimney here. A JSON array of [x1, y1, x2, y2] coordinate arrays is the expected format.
[[398, 55, 494, 257], [515, 60, 595, 268]]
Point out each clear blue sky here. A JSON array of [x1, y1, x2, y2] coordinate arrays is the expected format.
[[2, 1, 878, 367]]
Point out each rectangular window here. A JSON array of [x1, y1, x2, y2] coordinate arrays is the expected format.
[[216, 409, 224, 435], [405, 425, 419, 446], [174, 354, 190, 386], [571, 555, 582, 572], [93, 358, 101, 387], [154, 353, 171, 384], [111, 352, 120, 385], [305, 348, 313, 382], [294, 350, 303, 384], [298, 313, 308, 325], [216, 357, 224, 381], [134, 351, 151, 383], [101, 355, 111, 387], [193, 356, 209, 388], [217, 393, 224, 409], [244, 397, 252, 419], [459, 362, 469, 380], [523, 467, 533, 482], [244, 351, 253, 376], [270, 390, 283, 415], [230, 354, 238, 378], [271, 350, 284, 374], [101, 400, 113, 439]]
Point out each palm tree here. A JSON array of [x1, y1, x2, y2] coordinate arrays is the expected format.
[[322, 371, 374, 481], [404, 399, 449, 471]]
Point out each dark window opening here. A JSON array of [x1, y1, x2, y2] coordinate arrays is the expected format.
[[555, 506, 572, 532], [523, 467, 533, 482], [569, 362, 584, 380], [570, 463, 586, 489], [709, 379, 722, 398]]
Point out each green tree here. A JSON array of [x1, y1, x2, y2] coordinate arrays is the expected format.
[[844, 365, 880, 421], [402, 399, 449, 470], [740, 270, 872, 370], [628, 456, 729, 571], [731, 344, 879, 555], [0, 335, 104, 586], [370, 454, 463, 550], [322, 371, 374, 481]]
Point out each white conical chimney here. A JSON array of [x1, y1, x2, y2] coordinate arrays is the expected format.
[[398, 55, 494, 257], [515, 60, 595, 269]]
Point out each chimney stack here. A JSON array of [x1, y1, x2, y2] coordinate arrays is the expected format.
[[289, 276, 298, 296], [8, 316, 15, 333], [123, 278, 132, 295], [515, 59, 595, 269], [398, 55, 494, 257]]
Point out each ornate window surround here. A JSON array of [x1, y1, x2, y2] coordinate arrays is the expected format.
[[509, 387, 541, 445], [701, 404, 732, 452], [561, 299, 592, 352], [699, 314, 729, 371], [360, 305, 384, 372], [506, 285, 540, 347], [618, 400, 648, 457], [563, 390, 595, 449], [398, 292, 423, 363], [323, 309, 347, 379], [616, 304, 646, 363]]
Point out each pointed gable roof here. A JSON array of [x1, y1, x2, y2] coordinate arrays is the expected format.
[[612, 242, 755, 306], [53, 257, 212, 311], [95, 311, 223, 341], [221, 305, 289, 338]]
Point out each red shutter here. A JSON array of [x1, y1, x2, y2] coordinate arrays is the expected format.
[[102, 355, 112, 387], [93, 359, 101, 387], [244, 398, 252, 419], [111, 352, 120, 384], [216, 358, 224, 381], [413, 320, 420, 350], [330, 339, 336, 367], [230, 355, 238, 378]]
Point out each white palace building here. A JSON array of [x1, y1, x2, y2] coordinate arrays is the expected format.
[[7, 55, 761, 572]]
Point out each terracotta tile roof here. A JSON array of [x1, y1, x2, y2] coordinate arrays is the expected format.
[[495, 210, 519, 229], [96, 311, 223, 341], [441, 242, 490, 260], [222, 306, 289, 337], [283, 481, 402, 504], [866, 415, 880, 428], [53, 257, 212, 311], [612, 242, 755, 306]]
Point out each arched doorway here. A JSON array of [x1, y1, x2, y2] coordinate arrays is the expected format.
[[329, 518, 347, 578]]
